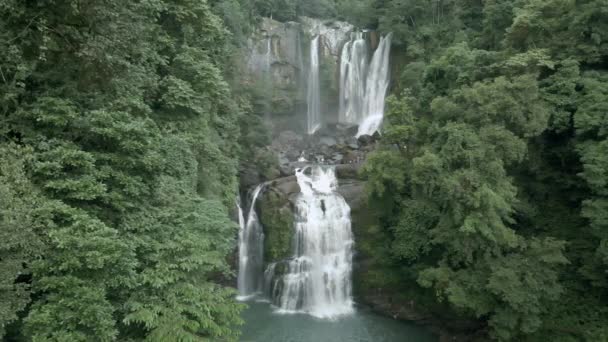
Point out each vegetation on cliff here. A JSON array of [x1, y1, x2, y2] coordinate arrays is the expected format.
[[358, 0, 608, 341], [1, 0, 245, 340], [258, 190, 294, 262]]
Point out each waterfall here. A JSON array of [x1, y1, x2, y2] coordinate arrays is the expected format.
[[339, 33, 367, 125], [265, 37, 273, 71], [338, 33, 393, 136], [263, 262, 277, 298], [237, 185, 266, 299], [274, 166, 354, 318], [307, 36, 321, 135], [358, 33, 393, 137]]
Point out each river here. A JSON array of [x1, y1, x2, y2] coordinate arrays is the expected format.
[[240, 301, 437, 342]]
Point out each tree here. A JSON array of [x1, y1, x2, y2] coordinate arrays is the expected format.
[[0, 0, 244, 340]]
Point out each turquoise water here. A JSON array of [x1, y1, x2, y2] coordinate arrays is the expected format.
[[240, 301, 437, 342]]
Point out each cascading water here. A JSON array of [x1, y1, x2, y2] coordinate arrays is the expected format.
[[307, 36, 321, 135], [339, 33, 368, 125], [338, 32, 393, 137], [272, 166, 354, 318], [237, 185, 266, 299], [358, 33, 393, 137]]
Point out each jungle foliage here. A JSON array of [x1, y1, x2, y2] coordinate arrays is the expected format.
[[0, 0, 247, 340], [357, 0, 608, 340]]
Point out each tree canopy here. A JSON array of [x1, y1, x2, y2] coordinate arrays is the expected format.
[[358, 0, 608, 340], [1, 0, 245, 340]]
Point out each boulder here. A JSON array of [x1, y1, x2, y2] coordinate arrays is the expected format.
[[335, 163, 362, 180], [342, 150, 365, 164], [274, 130, 304, 149], [357, 134, 375, 146], [268, 176, 300, 196], [319, 136, 337, 147], [337, 179, 366, 212], [345, 125, 360, 137], [278, 154, 290, 166], [279, 161, 308, 177], [284, 149, 301, 161], [345, 136, 360, 150], [331, 152, 344, 163]]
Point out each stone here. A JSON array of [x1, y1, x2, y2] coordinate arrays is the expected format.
[[314, 125, 335, 137], [319, 136, 337, 147], [269, 176, 300, 196], [345, 136, 360, 149], [332, 153, 344, 163], [276, 130, 304, 146], [357, 134, 375, 146], [336, 179, 366, 212], [335, 163, 362, 180], [342, 150, 364, 164], [279, 162, 308, 177], [279, 164, 293, 177], [285, 149, 300, 161], [345, 125, 360, 137]]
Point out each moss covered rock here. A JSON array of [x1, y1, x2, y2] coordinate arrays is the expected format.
[[257, 188, 294, 262]]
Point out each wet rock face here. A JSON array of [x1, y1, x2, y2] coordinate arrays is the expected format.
[[246, 18, 303, 77], [244, 17, 354, 128], [255, 173, 366, 267], [300, 17, 354, 58], [253, 123, 372, 267], [245, 18, 304, 120], [257, 188, 294, 262], [270, 124, 378, 178]]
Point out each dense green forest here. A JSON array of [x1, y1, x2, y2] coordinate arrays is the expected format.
[[1, 0, 607, 341], [358, 0, 608, 341], [0, 0, 247, 340]]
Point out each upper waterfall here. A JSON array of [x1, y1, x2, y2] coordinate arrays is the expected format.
[[339, 32, 393, 137], [339, 33, 368, 125], [307, 36, 321, 135], [237, 185, 266, 299]]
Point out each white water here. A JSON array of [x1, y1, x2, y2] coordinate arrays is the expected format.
[[307, 36, 321, 135], [338, 33, 393, 137], [274, 166, 354, 318], [339, 33, 368, 125], [358, 33, 393, 137], [237, 185, 266, 299]]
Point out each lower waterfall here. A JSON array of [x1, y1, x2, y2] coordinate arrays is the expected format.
[[237, 185, 265, 299], [271, 166, 354, 318]]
